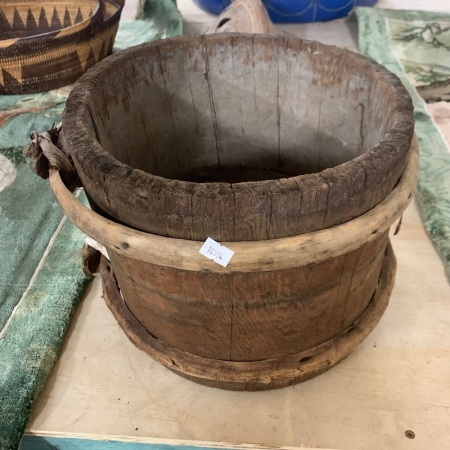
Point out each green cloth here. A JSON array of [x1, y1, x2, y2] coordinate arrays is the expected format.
[[356, 7, 450, 279], [0, 2, 182, 449]]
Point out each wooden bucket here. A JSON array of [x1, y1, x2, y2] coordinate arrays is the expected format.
[[39, 35, 418, 390]]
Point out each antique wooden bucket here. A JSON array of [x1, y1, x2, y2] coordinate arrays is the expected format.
[[37, 34, 418, 390]]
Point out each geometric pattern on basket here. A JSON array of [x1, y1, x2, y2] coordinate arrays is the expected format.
[[0, 33, 115, 93], [0, 3, 97, 41], [0, 0, 123, 94]]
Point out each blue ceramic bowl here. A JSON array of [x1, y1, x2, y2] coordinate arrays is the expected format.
[[193, 0, 378, 23]]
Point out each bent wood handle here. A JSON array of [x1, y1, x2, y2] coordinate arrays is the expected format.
[[48, 136, 419, 274]]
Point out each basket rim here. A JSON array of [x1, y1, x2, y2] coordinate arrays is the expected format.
[[0, 0, 124, 95], [0, 0, 102, 48]]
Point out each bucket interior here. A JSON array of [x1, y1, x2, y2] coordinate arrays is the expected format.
[[85, 36, 394, 183]]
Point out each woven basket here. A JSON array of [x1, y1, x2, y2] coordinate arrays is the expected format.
[[0, 0, 123, 94]]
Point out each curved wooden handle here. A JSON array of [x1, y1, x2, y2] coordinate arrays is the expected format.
[[49, 136, 419, 273]]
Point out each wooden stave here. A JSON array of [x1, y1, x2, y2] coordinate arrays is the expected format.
[[99, 243, 396, 390], [47, 141, 415, 366], [107, 230, 390, 361]]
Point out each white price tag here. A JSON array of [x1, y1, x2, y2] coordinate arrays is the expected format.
[[199, 237, 234, 267]]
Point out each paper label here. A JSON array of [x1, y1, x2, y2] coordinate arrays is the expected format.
[[199, 237, 234, 267]]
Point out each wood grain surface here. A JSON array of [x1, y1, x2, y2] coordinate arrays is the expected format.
[[47, 136, 417, 389], [63, 34, 413, 241], [107, 231, 388, 363], [48, 137, 418, 273], [100, 242, 395, 390]]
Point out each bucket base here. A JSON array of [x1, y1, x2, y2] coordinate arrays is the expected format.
[[99, 242, 396, 391]]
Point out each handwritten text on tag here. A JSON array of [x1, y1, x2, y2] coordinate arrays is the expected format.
[[199, 237, 234, 267]]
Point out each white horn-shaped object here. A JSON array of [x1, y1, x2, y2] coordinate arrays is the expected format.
[[206, 0, 278, 34]]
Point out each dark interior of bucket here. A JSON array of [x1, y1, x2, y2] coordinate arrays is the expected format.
[[182, 167, 294, 183], [86, 37, 392, 183]]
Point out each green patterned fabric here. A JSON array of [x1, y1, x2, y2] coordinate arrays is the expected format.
[[0, 2, 182, 449], [356, 7, 450, 279]]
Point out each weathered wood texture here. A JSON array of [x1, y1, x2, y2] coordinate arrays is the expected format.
[[108, 230, 389, 362], [48, 137, 418, 273], [63, 34, 414, 241], [47, 139, 417, 389], [100, 242, 396, 390], [54, 32, 417, 390]]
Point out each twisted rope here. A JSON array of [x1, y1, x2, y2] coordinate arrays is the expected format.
[[23, 123, 81, 191]]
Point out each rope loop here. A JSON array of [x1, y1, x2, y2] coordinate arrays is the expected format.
[[23, 123, 81, 191]]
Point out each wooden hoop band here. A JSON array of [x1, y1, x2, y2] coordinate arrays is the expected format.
[[49, 136, 418, 273]]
